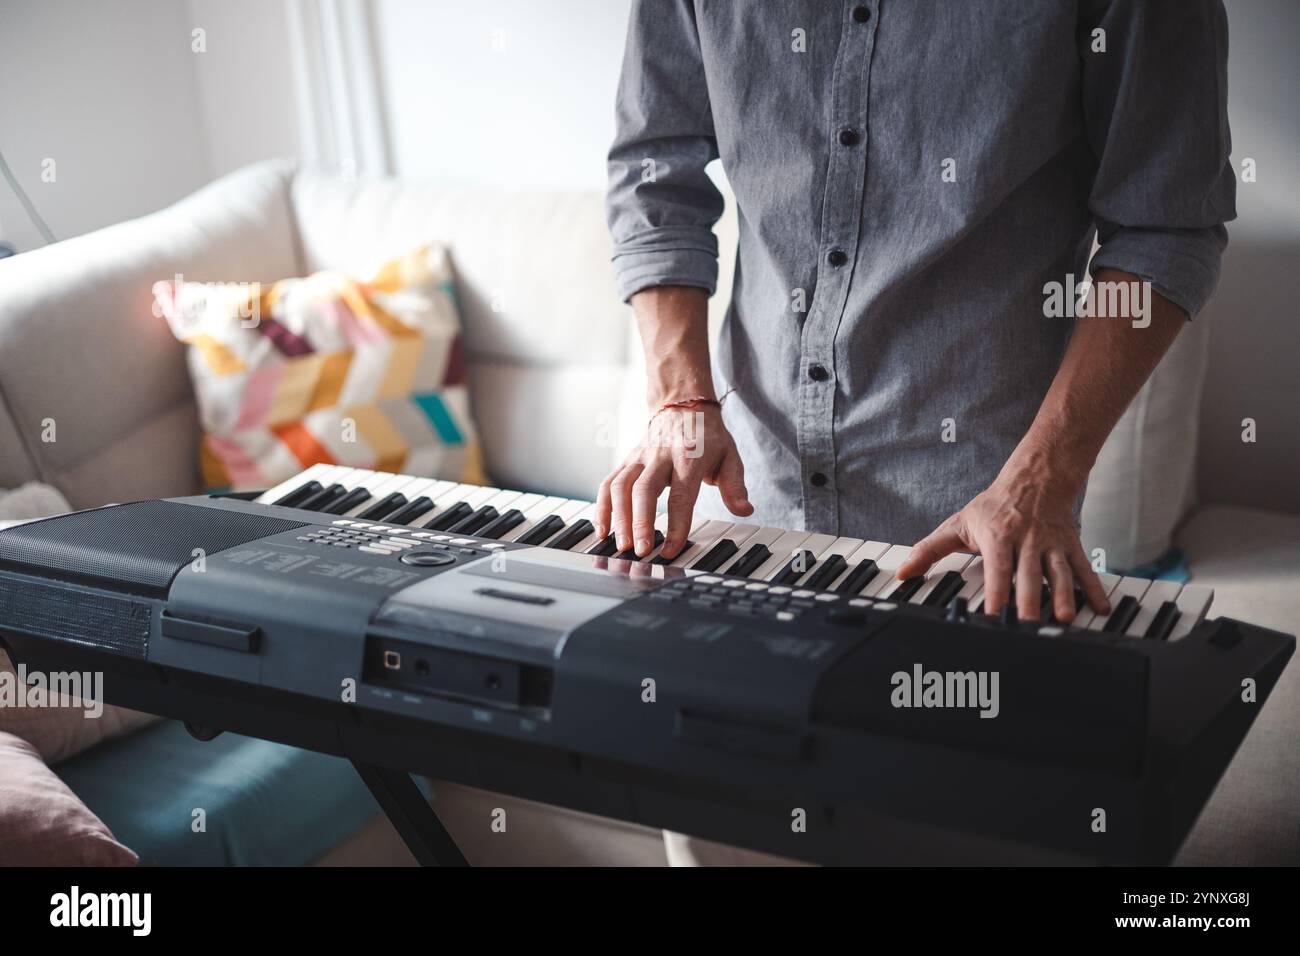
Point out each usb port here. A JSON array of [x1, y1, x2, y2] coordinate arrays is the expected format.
[[383, 650, 401, 670]]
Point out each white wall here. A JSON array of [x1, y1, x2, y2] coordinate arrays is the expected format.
[[371, 0, 632, 191], [0, 0, 298, 254], [0, 0, 211, 251]]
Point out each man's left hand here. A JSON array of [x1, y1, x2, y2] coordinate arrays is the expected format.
[[895, 466, 1110, 623]]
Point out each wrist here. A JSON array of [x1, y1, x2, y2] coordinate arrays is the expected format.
[[997, 441, 1089, 504]]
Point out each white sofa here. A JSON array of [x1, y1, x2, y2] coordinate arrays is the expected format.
[[0, 160, 1294, 864]]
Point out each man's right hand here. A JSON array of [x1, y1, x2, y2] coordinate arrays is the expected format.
[[595, 402, 752, 561], [600, 285, 753, 560]]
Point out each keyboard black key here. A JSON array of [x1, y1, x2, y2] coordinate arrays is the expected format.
[[1144, 600, 1181, 641], [651, 539, 693, 566], [322, 486, 371, 515], [547, 520, 596, 551], [449, 505, 498, 535], [615, 531, 664, 561], [1102, 595, 1141, 633], [834, 559, 879, 595], [689, 539, 738, 572], [728, 543, 772, 578], [890, 576, 926, 602], [272, 480, 322, 507], [300, 483, 347, 511], [356, 492, 408, 520], [922, 570, 966, 608], [423, 501, 473, 530], [803, 554, 848, 591], [516, 514, 566, 545], [773, 550, 817, 586], [477, 509, 525, 540], [386, 496, 434, 525], [586, 533, 619, 557]]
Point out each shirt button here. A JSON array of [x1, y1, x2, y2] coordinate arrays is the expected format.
[[810, 472, 829, 488], [827, 249, 848, 267], [808, 364, 830, 382], [838, 128, 860, 147], [852, 6, 871, 24]]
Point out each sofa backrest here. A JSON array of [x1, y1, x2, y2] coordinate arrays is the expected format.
[[0, 161, 300, 508], [289, 170, 644, 500]]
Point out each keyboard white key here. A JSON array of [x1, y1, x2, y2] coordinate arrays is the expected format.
[[748, 530, 816, 581], [1071, 573, 1123, 628], [716, 526, 785, 575], [1124, 580, 1183, 638], [683, 522, 764, 570], [1168, 584, 1214, 642], [1087, 576, 1151, 631], [763, 532, 837, 583], [257, 463, 341, 504], [909, 552, 976, 604], [863, 545, 914, 598]]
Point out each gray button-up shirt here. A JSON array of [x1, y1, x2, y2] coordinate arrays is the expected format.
[[607, 0, 1235, 545]]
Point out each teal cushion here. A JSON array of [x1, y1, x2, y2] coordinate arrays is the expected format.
[[57, 720, 377, 866]]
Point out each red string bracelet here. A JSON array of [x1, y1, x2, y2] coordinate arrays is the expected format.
[[648, 389, 732, 426]]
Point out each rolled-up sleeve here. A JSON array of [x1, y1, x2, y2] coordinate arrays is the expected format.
[[1081, 0, 1237, 318], [606, 0, 724, 303]]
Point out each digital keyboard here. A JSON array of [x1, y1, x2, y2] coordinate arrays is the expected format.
[[0, 465, 1293, 865], [256, 464, 1210, 637]]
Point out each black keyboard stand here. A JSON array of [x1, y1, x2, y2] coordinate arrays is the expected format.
[[350, 761, 469, 867]]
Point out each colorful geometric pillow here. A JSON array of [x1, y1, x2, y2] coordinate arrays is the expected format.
[[156, 244, 485, 493]]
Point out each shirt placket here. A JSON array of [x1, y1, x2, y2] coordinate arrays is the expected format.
[[797, 2, 878, 533]]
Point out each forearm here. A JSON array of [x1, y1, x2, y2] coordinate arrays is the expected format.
[[630, 285, 715, 406], [1000, 269, 1185, 497]]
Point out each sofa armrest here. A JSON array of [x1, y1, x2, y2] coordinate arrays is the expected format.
[[0, 160, 301, 508]]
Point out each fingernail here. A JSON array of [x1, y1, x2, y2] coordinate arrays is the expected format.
[[595, 525, 606, 538], [616, 537, 627, 551], [635, 538, 649, 553]]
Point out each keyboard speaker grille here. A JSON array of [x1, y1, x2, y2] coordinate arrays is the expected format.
[[0, 501, 306, 596]]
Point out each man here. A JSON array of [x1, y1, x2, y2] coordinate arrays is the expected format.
[[598, 0, 1234, 631]]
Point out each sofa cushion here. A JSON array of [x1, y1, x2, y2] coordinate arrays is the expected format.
[[0, 731, 137, 866], [57, 720, 379, 866], [158, 243, 484, 491], [1173, 505, 1300, 865], [1080, 317, 1210, 571]]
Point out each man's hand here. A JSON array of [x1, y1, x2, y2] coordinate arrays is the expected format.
[[596, 284, 753, 560], [896, 465, 1108, 622], [898, 269, 1187, 622], [595, 403, 752, 560]]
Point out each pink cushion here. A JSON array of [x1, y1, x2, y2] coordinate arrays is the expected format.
[[0, 652, 161, 765], [0, 732, 137, 865]]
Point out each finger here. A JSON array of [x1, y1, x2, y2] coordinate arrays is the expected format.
[[1015, 544, 1043, 620], [1045, 551, 1076, 622], [896, 520, 964, 579], [631, 463, 670, 556], [662, 473, 702, 560], [979, 534, 1014, 616], [594, 472, 616, 539], [1068, 545, 1112, 615], [711, 447, 752, 517], [609, 462, 644, 552]]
